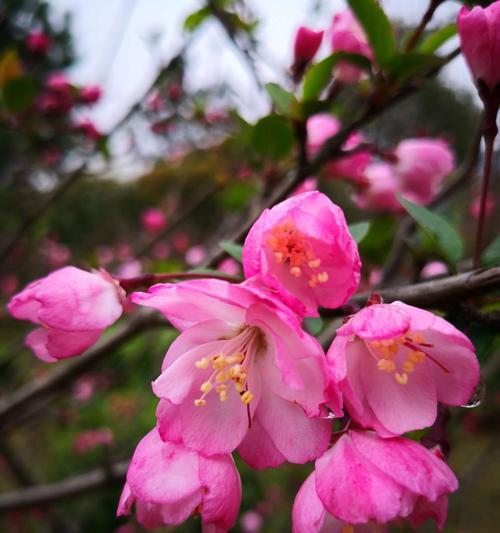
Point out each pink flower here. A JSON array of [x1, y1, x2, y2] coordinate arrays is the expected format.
[[353, 162, 402, 212], [75, 119, 101, 141], [7, 267, 124, 362], [469, 193, 495, 219], [73, 428, 113, 454], [141, 208, 167, 234], [291, 177, 318, 196], [0, 274, 18, 298], [46, 73, 71, 93], [307, 114, 371, 183], [132, 279, 332, 466], [117, 428, 241, 532], [152, 242, 171, 260], [78, 85, 101, 104], [167, 83, 182, 102], [240, 510, 263, 533], [327, 301, 480, 436], [329, 10, 373, 83], [292, 26, 324, 78], [243, 191, 361, 317], [395, 138, 454, 205], [185, 245, 207, 266], [457, 1, 500, 91], [421, 261, 448, 279], [26, 31, 51, 55], [217, 257, 241, 276], [293, 430, 457, 531]]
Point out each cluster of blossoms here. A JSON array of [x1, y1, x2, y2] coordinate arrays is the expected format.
[[8, 190, 480, 531]]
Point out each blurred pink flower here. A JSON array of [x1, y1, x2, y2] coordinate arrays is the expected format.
[[152, 242, 171, 260], [26, 31, 51, 55], [172, 231, 189, 252], [146, 90, 163, 112], [353, 162, 402, 212], [78, 85, 101, 104], [292, 177, 318, 196], [141, 208, 167, 234], [469, 193, 495, 219], [132, 279, 331, 465], [243, 191, 361, 317], [329, 10, 373, 82], [8, 267, 124, 362], [185, 245, 207, 266], [241, 510, 263, 533], [75, 119, 101, 141], [217, 257, 241, 276], [117, 428, 241, 531], [0, 274, 19, 298], [293, 430, 457, 531], [395, 138, 454, 205], [96, 245, 115, 266], [115, 243, 132, 261], [458, 1, 500, 91], [42, 239, 71, 268], [307, 114, 371, 183], [116, 260, 142, 280], [41, 147, 62, 167], [292, 26, 323, 79], [167, 83, 182, 101], [46, 73, 70, 93], [327, 301, 480, 436], [73, 428, 114, 454], [421, 261, 448, 279]]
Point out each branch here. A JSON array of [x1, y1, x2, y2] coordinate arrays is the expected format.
[[321, 267, 500, 318], [0, 312, 163, 432], [0, 461, 128, 513]]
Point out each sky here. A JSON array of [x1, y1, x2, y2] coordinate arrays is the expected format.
[[48, 0, 477, 133]]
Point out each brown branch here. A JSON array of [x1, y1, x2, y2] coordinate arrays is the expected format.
[[0, 461, 128, 513], [321, 267, 500, 318], [0, 312, 163, 432], [405, 0, 445, 52]]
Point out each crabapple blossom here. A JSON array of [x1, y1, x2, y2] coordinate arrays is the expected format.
[[243, 191, 361, 317], [26, 31, 51, 55], [118, 428, 241, 532], [292, 26, 323, 79], [327, 301, 480, 436], [329, 10, 373, 83], [8, 267, 124, 362], [141, 207, 167, 233], [292, 430, 457, 532], [353, 162, 401, 212], [395, 138, 454, 205], [307, 114, 371, 183], [73, 428, 113, 454], [421, 261, 448, 279], [185, 245, 207, 266], [457, 1, 500, 92], [78, 85, 101, 104], [132, 278, 333, 466]]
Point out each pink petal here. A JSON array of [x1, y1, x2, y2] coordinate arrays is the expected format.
[[339, 304, 410, 340], [237, 417, 286, 469], [292, 472, 327, 533], [26, 327, 102, 361]]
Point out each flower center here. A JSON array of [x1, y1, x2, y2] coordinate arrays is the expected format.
[[193, 326, 263, 407], [366, 331, 448, 385], [267, 219, 328, 288]]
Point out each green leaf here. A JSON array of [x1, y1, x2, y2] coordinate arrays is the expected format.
[[481, 235, 500, 267], [2, 76, 36, 112], [385, 53, 443, 83], [183, 7, 211, 32], [251, 115, 294, 160], [348, 221, 370, 243], [398, 196, 463, 264], [265, 82, 298, 117], [219, 241, 243, 262], [302, 52, 372, 102], [305, 317, 324, 335], [418, 23, 457, 53], [347, 0, 395, 66]]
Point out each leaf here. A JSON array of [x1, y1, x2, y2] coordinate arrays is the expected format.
[[398, 196, 463, 264], [265, 82, 298, 117], [305, 317, 324, 335], [251, 115, 294, 160], [183, 7, 211, 32], [385, 53, 443, 83], [348, 221, 370, 243], [347, 0, 395, 66], [418, 23, 457, 53], [219, 241, 243, 262], [302, 52, 372, 102], [2, 76, 36, 112], [481, 235, 500, 267]]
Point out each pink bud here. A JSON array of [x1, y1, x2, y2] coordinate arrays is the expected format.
[[141, 208, 167, 234], [293, 26, 323, 65], [79, 85, 101, 104], [26, 31, 51, 55], [457, 1, 500, 91], [75, 119, 101, 141], [185, 245, 207, 266], [73, 428, 113, 454]]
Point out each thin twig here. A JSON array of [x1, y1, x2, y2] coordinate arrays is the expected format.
[[405, 0, 444, 52], [0, 312, 163, 432]]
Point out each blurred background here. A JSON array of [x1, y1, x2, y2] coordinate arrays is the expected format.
[[0, 0, 499, 531]]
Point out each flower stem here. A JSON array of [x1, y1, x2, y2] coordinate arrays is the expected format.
[[474, 129, 496, 269], [118, 271, 242, 292], [405, 0, 443, 52]]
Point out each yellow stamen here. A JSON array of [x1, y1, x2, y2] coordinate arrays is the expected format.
[[317, 272, 329, 283], [200, 381, 212, 393], [274, 252, 284, 263], [395, 372, 408, 385], [219, 390, 228, 402], [308, 258, 321, 268], [195, 357, 210, 369], [194, 399, 206, 407], [290, 266, 302, 277], [241, 391, 254, 404], [403, 361, 415, 373]]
